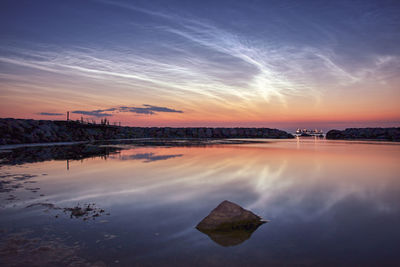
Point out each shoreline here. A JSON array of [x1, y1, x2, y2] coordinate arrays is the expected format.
[[2, 137, 400, 153], [1, 118, 399, 145], [0, 118, 294, 145], [326, 128, 400, 142]]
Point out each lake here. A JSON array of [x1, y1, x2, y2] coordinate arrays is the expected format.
[[1, 138, 399, 266]]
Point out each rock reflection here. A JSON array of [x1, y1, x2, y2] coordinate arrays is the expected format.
[[197, 224, 264, 247]]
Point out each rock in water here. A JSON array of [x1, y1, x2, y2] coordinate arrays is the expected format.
[[196, 200, 266, 246], [196, 200, 266, 231]]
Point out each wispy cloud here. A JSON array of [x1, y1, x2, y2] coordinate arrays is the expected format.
[[1, 0, 399, 122], [71, 105, 183, 117], [1, 5, 394, 109], [93, 1, 388, 96]]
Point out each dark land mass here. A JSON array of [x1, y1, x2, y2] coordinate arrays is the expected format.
[[0, 118, 294, 145], [326, 128, 400, 141]]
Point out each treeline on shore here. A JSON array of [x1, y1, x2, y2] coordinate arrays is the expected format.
[[0, 118, 294, 145]]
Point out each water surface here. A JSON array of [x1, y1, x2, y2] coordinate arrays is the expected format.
[[1, 139, 399, 266]]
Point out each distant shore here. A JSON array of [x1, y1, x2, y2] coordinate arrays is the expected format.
[[326, 128, 400, 142], [0, 118, 294, 145]]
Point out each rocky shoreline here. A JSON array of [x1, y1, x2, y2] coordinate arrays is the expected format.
[[326, 128, 400, 141], [0, 118, 294, 145]]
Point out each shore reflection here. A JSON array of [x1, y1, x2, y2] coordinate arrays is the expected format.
[[1, 139, 400, 265]]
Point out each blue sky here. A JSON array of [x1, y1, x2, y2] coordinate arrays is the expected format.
[[0, 0, 399, 130]]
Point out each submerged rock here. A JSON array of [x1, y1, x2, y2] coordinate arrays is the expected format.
[[196, 200, 266, 246]]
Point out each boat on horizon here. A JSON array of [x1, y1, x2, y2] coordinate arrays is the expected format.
[[295, 128, 324, 137]]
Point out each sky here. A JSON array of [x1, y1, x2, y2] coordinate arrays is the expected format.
[[0, 0, 399, 131]]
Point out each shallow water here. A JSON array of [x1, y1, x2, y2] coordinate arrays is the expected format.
[[1, 138, 400, 266]]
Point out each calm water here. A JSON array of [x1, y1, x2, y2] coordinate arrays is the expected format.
[[1, 138, 400, 266]]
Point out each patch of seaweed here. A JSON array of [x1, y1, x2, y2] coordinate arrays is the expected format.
[[63, 203, 106, 220], [26, 202, 108, 221]]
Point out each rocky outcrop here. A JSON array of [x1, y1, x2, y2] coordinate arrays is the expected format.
[[196, 200, 266, 246], [326, 128, 400, 141], [0, 118, 294, 145], [196, 200, 266, 231]]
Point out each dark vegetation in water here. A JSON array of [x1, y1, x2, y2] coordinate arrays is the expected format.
[[0, 118, 294, 145], [26, 202, 109, 221], [64, 203, 106, 220]]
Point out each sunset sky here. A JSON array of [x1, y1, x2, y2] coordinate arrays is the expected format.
[[0, 0, 399, 131]]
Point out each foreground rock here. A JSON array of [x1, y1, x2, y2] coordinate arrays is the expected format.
[[196, 200, 266, 231], [326, 128, 400, 141], [0, 118, 294, 145], [196, 200, 266, 246]]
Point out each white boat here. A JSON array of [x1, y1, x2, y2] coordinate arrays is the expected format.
[[295, 128, 324, 137]]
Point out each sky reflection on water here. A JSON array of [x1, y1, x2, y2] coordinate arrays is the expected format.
[[0, 139, 399, 266]]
